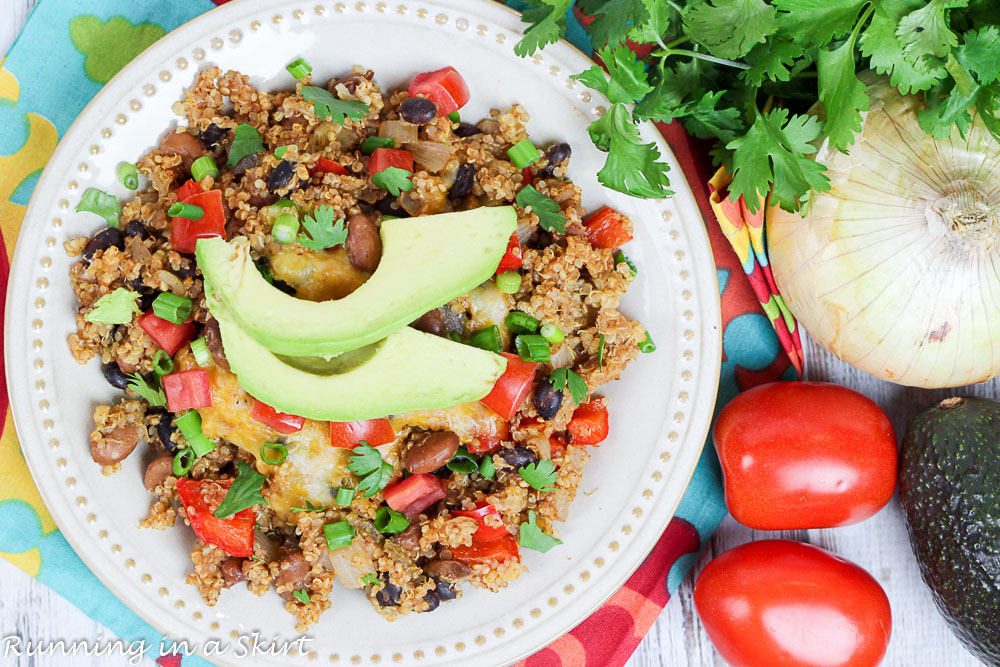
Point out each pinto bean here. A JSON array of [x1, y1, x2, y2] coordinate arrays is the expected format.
[[143, 455, 175, 493], [91, 422, 145, 466], [345, 213, 381, 272], [412, 308, 446, 336], [404, 431, 460, 474], [220, 557, 247, 586], [159, 131, 206, 161], [392, 525, 422, 551], [202, 317, 230, 371], [276, 550, 311, 599], [424, 558, 473, 582]]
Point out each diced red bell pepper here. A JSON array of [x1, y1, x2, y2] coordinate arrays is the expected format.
[[368, 148, 413, 176], [454, 501, 509, 541], [138, 309, 196, 356], [162, 369, 212, 412], [496, 233, 522, 274], [519, 166, 535, 192], [452, 533, 520, 564], [549, 432, 568, 457], [170, 189, 227, 254], [481, 353, 537, 421], [468, 420, 509, 454], [583, 206, 633, 249], [311, 157, 347, 176], [384, 473, 446, 518], [175, 179, 204, 202], [250, 400, 305, 434], [330, 418, 395, 448], [568, 399, 610, 445], [175, 478, 254, 557], [408, 66, 471, 116]]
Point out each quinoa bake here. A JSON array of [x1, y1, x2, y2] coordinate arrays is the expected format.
[[67, 61, 652, 630]]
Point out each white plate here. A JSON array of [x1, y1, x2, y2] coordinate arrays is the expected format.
[[5, 1, 721, 664]]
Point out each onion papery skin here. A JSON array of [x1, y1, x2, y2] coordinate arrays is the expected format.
[[769, 73, 1000, 388]]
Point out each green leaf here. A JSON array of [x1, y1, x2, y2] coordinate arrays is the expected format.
[[975, 85, 1000, 143], [126, 373, 166, 407], [300, 85, 369, 125], [817, 36, 870, 150], [76, 188, 122, 228], [955, 26, 1000, 85], [918, 78, 977, 139], [740, 38, 806, 87], [683, 0, 779, 59], [290, 501, 320, 513], [773, 0, 868, 46], [598, 333, 606, 370], [629, 0, 676, 44], [573, 42, 653, 105], [587, 105, 673, 199], [896, 0, 967, 62], [348, 444, 393, 498], [514, 0, 573, 58], [292, 589, 310, 604], [550, 367, 588, 405], [518, 510, 563, 553], [577, 0, 650, 48], [226, 124, 264, 168], [371, 166, 414, 197], [516, 185, 567, 234], [679, 92, 746, 144], [214, 460, 269, 518], [859, 0, 947, 94], [634, 60, 703, 122], [297, 204, 348, 250], [360, 573, 379, 586], [85, 288, 140, 324], [519, 458, 558, 492]]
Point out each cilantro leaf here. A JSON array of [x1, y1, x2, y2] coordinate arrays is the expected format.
[[918, 77, 977, 139], [587, 105, 673, 199], [371, 166, 414, 197], [741, 39, 806, 87], [629, 0, 675, 44], [519, 510, 563, 553], [956, 26, 1000, 85], [297, 204, 348, 250], [679, 92, 746, 145], [360, 573, 379, 586], [859, 0, 946, 94], [519, 458, 558, 492], [76, 188, 122, 228], [347, 444, 394, 498], [226, 124, 264, 168], [634, 60, 703, 122], [126, 373, 166, 407], [516, 185, 567, 233], [726, 108, 828, 213], [573, 42, 653, 105], [683, 0, 779, 59], [774, 0, 867, 46], [214, 460, 269, 518], [896, 0, 965, 63], [292, 589, 310, 604], [300, 85, 369, 125], [550, 367, 588, 405], [85, 288, 140, 324], [817, 35, 870, 150], [577, 0, 650, 48], [514, 0, 572, 58]]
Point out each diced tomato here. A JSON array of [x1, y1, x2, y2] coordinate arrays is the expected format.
[[330, 418, 395, 448], [368, 148, 413, 176], [384, 473, 446, 518], [162, 369, 212, 412], [452, 533, 520, 564], [311, 157, 347, 176], [568, 399, 610, 445], [519, 166, 535, 192], [408, 66, 470, 116], [175, 179, 204, 202], [454, 501, 509, 541], [175, 478, 254, 557], [549, 432, 568, 457], [138, 309, 196, 356], [583, 206, 633, 249], [170, 189, 226, 253], [481, 353, 537, 421], [496, 233, 522, 274], [468, 420, 510, 454], [250, 400, 304, 435]]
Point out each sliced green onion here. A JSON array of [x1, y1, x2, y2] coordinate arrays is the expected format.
[[478, 455, 495, 479], [446, 446, 478, 474], [540, 323, 565, 344], [172, 448, 195, 477], [515, 334, 551, 363], [190, 155, 219, 182], [323, 520, 355, 551], [335, 487, 356, 507], [374, 507, 409, 534], [152, 350, 174, 376], [256, 260, 274, 284], [505, 311, 540, 334], [467, 325, 502, 354], [261, 442, 288, 465], [613, 250, 638, 276], [190, 337, 211, 367], [598, 333, 606, 369], [273, 198, 298, 211], [151, 292, 193, 325], [272, 212, 300, 244], [167, 202, 204, 220], [361, 136, 394, 154], [639, 331, 656, 353], [76, 187, 121, 228], [286, 57, 313, 80], [174, 410, 215, 457], [507, 139, 542, 169], [496, 270, 522, 294], [118, 162, 139, 190], [447, 111, 460, 122], [274, 145, 293, 160]]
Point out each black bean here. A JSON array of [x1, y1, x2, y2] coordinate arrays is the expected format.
[[124, 221, 150, 239], [232, 152, 260, 176], [434, 579, 458, 601], [527, 229, 556, 250], [199, 123, 227, 149], [533, 377, 563, 420], [375, 574, 401, 607], [399, 97, 438, 125], [267, 160, 296, 193], [453, 122, 481, 138], [375, 196, 410, 218], [157, 419, 180, 454], [128, 277, 152, 294], [176, 253, 198, 278], [422, 589, 440, 612], [546, 142, 571, 166], [140, 291, 159, 311], [272, 278, 296, 296], [83, 227, 124, 259], [102, 363, 130, 389], [498, 445, 539, 471], [449, 164, 475, 201]]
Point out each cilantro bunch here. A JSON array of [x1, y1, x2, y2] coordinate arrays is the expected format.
[[515, 0, 1000, 212]]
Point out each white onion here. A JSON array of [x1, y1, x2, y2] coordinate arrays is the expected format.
[[378, 120, 417, 144], [404, 140, 455, 173], [769, 73, 1000, 388]]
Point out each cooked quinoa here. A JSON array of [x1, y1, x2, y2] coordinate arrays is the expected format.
[[67, 64, 646, 628]]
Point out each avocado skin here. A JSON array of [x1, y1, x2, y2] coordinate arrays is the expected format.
[[899, 397, 1000, 664]]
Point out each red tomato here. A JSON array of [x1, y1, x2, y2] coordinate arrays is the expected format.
[[495, 233, 523, 274], [548, 432, 568, 457], [138, 310, 196, 356], [175, 478, 255, 557], [175, 179, 204, 202], [453, 501, 509, 541], [170, 189, 226, 253], [451, 533, 519, 565], [310, 157, 347, 175], [714, 382, 897, 530], [583, 206, 632, 249], [250, 400, 305, 435], [468, 420, 509, 454], [162, 369, 212, 412], [384, 473, 446, 518], [368, 148, 413, 176], [567, 398, 609, 445], [408, 66, 470, 115], [330, 418, 395, 448], [480, 353, 536, 421], [694, 540, 892, 667]]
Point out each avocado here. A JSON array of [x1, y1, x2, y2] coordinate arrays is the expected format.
[[209, 304, 507, 421], [196, 206, 517, 357], [899, 396, 1000, 663]]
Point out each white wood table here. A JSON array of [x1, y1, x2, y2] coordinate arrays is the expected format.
[[0, 2, 985, 664]]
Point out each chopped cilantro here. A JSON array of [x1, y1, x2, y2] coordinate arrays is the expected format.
[[513, 0, 573, 57], [226, 124, 264, 168], [598, 333, 606, 370], [292, 589, 310, 605], [551, 367, 588, 405], [347, 444, 394, 498], [515, 185, 566, 234], [360, 573, 379, 587], [300, 85, 369, 125], [518, 458, 558, 493], [213, 460, 269, 518], [291, 501, 320, 513], [85, 288, 139, 324], [297, 204, 348, 250], [519, 510, 563, 553], [126, 373, 166, 407], [371, 166, 414, 197]]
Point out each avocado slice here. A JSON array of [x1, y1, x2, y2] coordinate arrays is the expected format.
[[899, 396, 1000, 663], [196, 206, 518, 357], [210, 304, 507, 421]]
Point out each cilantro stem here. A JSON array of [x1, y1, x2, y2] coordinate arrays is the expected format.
[[665, 0, 683, 13], [652, 48, 750, 70], [658, 35, 688, 51]]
